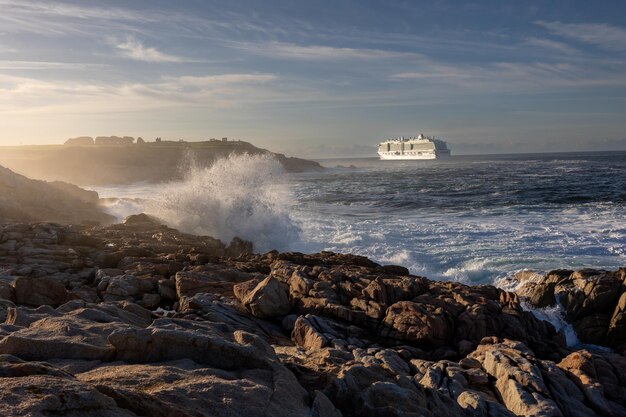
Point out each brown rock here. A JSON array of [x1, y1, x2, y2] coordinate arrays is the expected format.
[[292, 315, 330, 351], [238, 276, 291, 318], [14, 276, 68, 307], [381, 301, 453, 347]]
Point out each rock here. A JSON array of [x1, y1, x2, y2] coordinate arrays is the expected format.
[[292, 314, 330, 351], [0, 280, 15, 302], [103, 274, 143, 300], [608, 292, 626, 351], [556, 269, 623, 321], [233, 277, 262, 300], [311, 390, 343, 417], [381, 301, 453, 347], [237, 276, 291, 318], [140, 293, 161, 308], [0, 374, 136, 417], [175, 264, 255, 298], [0, 302, 151, 361], [0, 165, 114, 224], [469, 339, 562, 417], [521, 268, 626, 350], [104, 319, 317, 417], [123, 213, 162, 227], [0, 315, 119, 361], [457, 391, 516, 417], [14, 276, 69, 307], [558, 350, 626, 416]]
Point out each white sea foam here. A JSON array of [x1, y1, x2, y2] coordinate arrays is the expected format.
[[149, 153, 301, 252], [96, 153, 302, 253], [521, 301, 580, 347], [100, 198, 148, 222]]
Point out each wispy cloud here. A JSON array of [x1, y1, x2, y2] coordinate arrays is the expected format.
[[523, 37, 579, 55], [0, 72, 280, 114], [0, 60, 107, 70], [535, 21, 626, 52], [391, 60, 626, 91], [240, 42, 416, 60], [116, 38, 187, 63]]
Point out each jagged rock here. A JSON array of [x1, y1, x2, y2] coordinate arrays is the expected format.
[[104, 319, 328, 417], [123, 213, 161, 226], [609, 292, 626, 352], [237, 276, 291, 318], [329, 361, 466, 417], [13, 276, 69, 307], [521, 268, 626, 349], [456, 391, 516, 417], [0, 374, 136, 417], [560, 269, 623, 321], [558, 350, 626, 416], [0, 280, 15, 302], [469, 339, 562, 417], [175, 264, 256, 298], [292, 314, 330, 350], [0, 302, 151, 361], [381, 301, 453, 347]]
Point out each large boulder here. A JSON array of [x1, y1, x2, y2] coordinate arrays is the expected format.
[[236, 276, 291, 318], [175, 264, 256, 298], [381, 301, 453, 347], [13, 276, 69, 307]]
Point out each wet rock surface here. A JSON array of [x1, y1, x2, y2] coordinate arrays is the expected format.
[[517, 268, 626, 354], [0, 220, 624, 416]]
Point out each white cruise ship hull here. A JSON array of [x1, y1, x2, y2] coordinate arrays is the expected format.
[[378, 151, 450, 160]]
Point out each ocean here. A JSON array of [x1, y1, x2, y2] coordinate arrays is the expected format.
[[93, 151, 626, 287]]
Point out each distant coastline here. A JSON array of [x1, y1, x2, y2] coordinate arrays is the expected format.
[[0, 138, 323, 185]]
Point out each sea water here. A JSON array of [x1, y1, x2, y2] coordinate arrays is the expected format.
[[93, 151, 626, 287]]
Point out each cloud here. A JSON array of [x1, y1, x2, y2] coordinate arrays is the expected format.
[[0, 72, 280, 114], [523, 37, 579, 55], [390, 59, 626, 92], [0, 60, 106, 70], [535, 21, 626, 51], [116, 38, 187, 63], [240, 42, 416, 60]]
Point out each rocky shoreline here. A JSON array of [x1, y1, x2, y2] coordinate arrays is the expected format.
[[0, 218, 624, 416]]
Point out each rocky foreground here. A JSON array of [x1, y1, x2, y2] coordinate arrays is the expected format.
[[0, 218, 624, 417]]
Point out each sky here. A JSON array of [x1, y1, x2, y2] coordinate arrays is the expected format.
[[1, 0, 626, 157]]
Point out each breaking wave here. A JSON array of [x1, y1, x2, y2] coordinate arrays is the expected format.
[[149, 153, 301, 252]]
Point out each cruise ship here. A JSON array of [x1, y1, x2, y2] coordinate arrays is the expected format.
[[377, 134, 451, 160]]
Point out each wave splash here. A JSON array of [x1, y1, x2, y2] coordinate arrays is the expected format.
[[150, 153, 301, 252]]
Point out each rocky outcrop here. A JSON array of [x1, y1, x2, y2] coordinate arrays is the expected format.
[[0, 165, 113, 224], [516, 268, 626, 353], [0, 220, 624, 416]]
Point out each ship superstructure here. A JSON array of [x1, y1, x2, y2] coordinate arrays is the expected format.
[[377, 134, 451, 160]]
